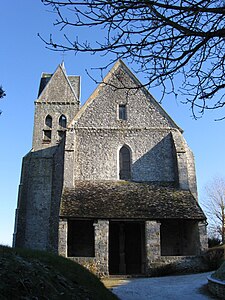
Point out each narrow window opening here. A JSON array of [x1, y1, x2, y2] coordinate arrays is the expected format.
[[45, 115, 52, 128], [119, 145, 131, 180], [68, 220, 95, 257], [43, 130, 51, 143], [119, 104, 127, 120], [59, 115, 67, 128]]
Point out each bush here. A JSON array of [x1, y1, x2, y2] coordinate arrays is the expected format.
[[208, 237, 221, 248], [203, 248, 224, 271]]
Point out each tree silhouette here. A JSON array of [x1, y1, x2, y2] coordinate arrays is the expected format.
[[41, 0, 225, 118], [203, 177, 225, 244]]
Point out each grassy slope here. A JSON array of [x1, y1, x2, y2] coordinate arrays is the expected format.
[[0, 246, 118, 300]]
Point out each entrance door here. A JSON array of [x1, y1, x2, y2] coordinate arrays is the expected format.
[[109, 221, 144, 275]]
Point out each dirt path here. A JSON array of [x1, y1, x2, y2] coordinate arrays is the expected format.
[[110, 272, 218, 300]]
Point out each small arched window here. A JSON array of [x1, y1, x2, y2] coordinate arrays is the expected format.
[[45, 115, 52, 128], [119, 145, 131, 180], [59, 115, 67, 128]]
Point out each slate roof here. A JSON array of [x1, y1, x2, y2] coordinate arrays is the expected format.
[[60, 181, 206, 220]]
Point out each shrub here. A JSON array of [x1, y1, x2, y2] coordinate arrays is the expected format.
[[203, 248, 224, 271], [208, 237, 221, 248]]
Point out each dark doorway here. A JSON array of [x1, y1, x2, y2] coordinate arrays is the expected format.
[[109, 221, 144, 275]]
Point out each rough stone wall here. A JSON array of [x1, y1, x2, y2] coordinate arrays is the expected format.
[[13, 155, 31, 247], [68, 75, 80, 100], [38, 65, 79, 104], [48, 139, 65, 252], [186, 146, 198, 199], [63, 129, 76, 188], [73, 128, 178, 182], [75, 64, 177, 129], [149, 255, 209, 275], [58, 219, 109, 277], [58, 218, 68, 257], [14, 138, 65, 251], [94, 220, 109, 276], [171, 130, 198, 197], [208, 276, 225, 299], [198, 221, 208, 253], [145, 221, 161, 274], [14, 147, 56, 250], [32, 102, 78, 151]]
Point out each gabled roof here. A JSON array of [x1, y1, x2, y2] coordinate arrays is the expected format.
[[69, 60, 182, 132], [36, 62, 79, 103], [60, 181, 206, 220]]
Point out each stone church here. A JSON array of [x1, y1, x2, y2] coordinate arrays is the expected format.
[[13, 60, 207, 276]]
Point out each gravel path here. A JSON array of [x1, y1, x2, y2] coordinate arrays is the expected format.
[[112, 272, 217, 300]]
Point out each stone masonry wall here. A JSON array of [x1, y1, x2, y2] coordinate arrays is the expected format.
[[208, 276, 225, 299], [13, 155, 31, 247], [63, 129, 76, 188], [48, 139, 65, 252], [73, 128, 178, 182], [14, 148, 56, 250], [58, 218, 68, 257], [198, 221, 208, 253], [32, 102, 79, 151], [171, 130, 198, 197], [145, 221, 161, 274], [186, 146, 198, 199], [58, 219, 109, 277], [75, 63, 177, 129], [71, 62, 185, 185], [94, 220, 109, 276]]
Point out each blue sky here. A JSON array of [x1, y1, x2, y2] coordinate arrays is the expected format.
[[1, 1, 225, 246]]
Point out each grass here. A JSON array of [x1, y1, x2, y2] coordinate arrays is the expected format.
[[102, 278, 130, 289], [0, 245, 118, 300]]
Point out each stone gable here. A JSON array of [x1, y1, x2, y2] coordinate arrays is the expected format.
[[32, 63, 80, 151], [38, 63, 79, 104], [71, 60, 181, 130]]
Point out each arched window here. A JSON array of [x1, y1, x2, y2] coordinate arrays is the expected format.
[[45, 115, 52, 128], [119, 145, 131, 180], [59, 115, 67, 128]]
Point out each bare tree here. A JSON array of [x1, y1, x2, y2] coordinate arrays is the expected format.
[[203, 177, 225, 244], [40, 0, 225, 119]]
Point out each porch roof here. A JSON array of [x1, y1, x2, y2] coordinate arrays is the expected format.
[[60, 181, 206, 220]]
